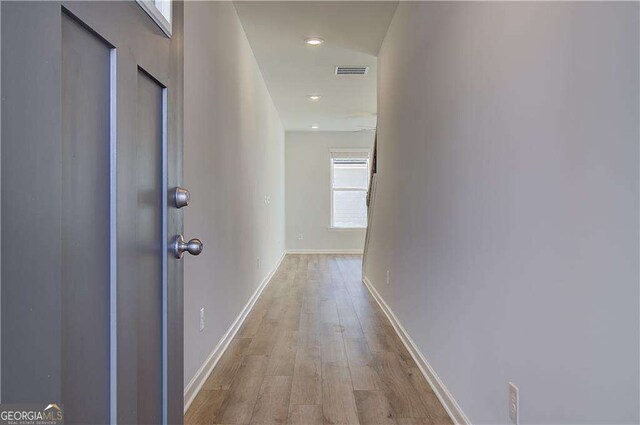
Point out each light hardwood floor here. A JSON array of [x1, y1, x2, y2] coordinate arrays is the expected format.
[[185, 254, 453, 425]]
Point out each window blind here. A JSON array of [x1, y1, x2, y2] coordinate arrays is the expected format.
[[330, 150, 371, 160], [330, 150, 370, 228]]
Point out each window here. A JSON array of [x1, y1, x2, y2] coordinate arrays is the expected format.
[[330, 150, 370, 229], [137, 0, 172, 37]]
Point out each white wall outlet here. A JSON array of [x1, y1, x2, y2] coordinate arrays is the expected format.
[[257, 257, 261, 269], [264, 195, 271, 205], [509, 382, 519, 425], [386, 270, 390, 285], [199, 308, 205, 332], [297, 233, 304, 241]]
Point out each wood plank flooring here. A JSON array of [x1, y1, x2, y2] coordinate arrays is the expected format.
[[185, 254, 452, 425]]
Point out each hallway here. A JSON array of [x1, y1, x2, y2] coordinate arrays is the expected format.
[[185, 254, 452, 425], [2, 2, 638, 423]]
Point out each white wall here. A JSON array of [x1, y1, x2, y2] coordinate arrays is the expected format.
[[366, 2, 639, 424], [183, 2, 285, 391], [285, 131, 373, 252]]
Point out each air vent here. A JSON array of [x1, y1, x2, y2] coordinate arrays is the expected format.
[[335, 66, 369, 75]]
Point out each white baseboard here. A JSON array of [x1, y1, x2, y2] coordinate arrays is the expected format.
[[183, 251, 286, 413], [286, 249, 363, 255], [362, 275, 471, 425]]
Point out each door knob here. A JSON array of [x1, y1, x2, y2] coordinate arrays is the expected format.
[[173, 235, 203, 259]]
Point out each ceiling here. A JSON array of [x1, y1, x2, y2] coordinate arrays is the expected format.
[[234, 1, 398, 132]]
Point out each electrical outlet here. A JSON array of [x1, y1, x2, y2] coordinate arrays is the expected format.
[[386, 270, 390, 285], [257, 257, 261, 269], [297, 233, 304, 241], [199, 308, 205, 332], [509, 382, 519, 425]]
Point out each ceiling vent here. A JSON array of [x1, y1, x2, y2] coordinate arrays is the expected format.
[[335, 66, 369, 75]]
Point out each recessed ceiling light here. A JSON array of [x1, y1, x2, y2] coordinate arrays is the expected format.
[[304, 37, 324, 46], [308, 94, 321, 101], [311, 125, 319, 129]]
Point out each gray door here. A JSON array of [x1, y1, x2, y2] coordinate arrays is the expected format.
[[2, 1, 186, 424]]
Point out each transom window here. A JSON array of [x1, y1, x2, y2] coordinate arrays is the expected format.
[[137, 0, 172, 37], [330, 150, 371, 229]]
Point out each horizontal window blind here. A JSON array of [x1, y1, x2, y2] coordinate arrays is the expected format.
[[330, 150, 371, 159], [332, 161, 368, 189], [330, 150, 370, 228]]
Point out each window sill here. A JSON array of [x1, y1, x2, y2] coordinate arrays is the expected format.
[[327, 226, 367, 231]]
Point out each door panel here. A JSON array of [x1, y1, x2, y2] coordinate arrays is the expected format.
[[61, 12, 111, 424], [136, 69, 165, 425]]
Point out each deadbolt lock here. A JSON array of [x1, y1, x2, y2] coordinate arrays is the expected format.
[[173, 187, 190, 209]]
